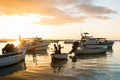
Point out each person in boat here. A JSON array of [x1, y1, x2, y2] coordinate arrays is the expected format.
[[58, 44, 62, 54], [2, 43, 16, 54], [54, 44, 63, 54], [54, 44, 58, 54]]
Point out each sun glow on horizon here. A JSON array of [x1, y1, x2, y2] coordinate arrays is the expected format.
[[0, 0, 120, 40], [10, 40, 20, 47], [0, 14, 53, 39]]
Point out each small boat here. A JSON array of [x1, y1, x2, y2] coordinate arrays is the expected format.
[[0, 50, 26, 67], [74, 47, 106, 55], [51, 53, 68, 60], [51, 44, 68, 60]]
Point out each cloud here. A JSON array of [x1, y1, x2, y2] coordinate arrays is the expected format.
[[0, 0, 59, 16], [35, 16, 85, 25], [0, 0, 117, 25], [91, 15, 110, 20], [117, 19, 120, 23], [75, 4, 117, 15]]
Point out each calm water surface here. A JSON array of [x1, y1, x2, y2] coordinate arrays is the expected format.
[[0, 41, 120, 80]]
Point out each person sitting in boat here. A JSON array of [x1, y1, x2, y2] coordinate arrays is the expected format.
[[58, 44, 62, 54], [2, 43, 16, 54], [54, 44, 58, 54], [54, 44, 63, 54]]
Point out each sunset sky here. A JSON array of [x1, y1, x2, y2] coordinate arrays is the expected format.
[[0, 0, 120, 40]]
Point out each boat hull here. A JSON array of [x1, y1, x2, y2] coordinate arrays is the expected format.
[[51, 53, 68, 61], [99, 41, 114, 48], [0, 51, 26, 67], [75, 47, 106, 55], [81, 44, 107, 49]]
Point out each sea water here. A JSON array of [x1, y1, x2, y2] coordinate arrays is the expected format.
[[0, 41, 120, 80]]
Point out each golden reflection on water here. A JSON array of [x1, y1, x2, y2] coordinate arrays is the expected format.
[[1, 41, 120, 80], [25, 52, 51, 67]]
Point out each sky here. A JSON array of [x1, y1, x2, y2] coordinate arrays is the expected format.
[[0, 0, 120, 40]]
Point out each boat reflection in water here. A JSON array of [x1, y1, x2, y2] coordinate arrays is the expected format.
[[69, 53, 107, 63], [106, 48, 113, 54], [50, 59, 68, 74], [0, 60, 26, 76], [26, 50, 48, 66]]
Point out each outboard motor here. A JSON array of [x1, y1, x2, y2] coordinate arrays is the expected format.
[[69, 41, 79, 54]]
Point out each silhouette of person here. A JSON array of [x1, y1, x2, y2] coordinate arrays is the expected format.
[[2, 43, 15, 54], [58, 44, 62, 54], [54, 44, 58, 54]]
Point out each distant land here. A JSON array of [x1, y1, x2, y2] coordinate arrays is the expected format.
[[0, 39, 17, 42], [0, 38, 120, 43]]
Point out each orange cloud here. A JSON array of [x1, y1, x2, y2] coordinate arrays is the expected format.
[[35, 16, 85, 25], [0, 0, 59, 16], [0, 0, 117, 25]]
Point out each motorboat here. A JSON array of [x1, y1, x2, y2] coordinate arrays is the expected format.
[[80, 33, 114, 48], [0, 50, 26, 67], [70, 40, 107, 55], [18, 37, 50, 52], [51, 44, 68, 60], [51, 53, 68, 60]]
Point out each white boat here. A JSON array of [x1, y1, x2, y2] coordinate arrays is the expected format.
[[80, 33, 114, 48], [80, 43, 107, 49], [0, 50, 26, 67], [51, 53, 68, 60], [97, 39, 114, 48], [18, 38, 50, 52], [74, 47, 106, 55]]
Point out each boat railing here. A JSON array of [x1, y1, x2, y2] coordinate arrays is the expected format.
[[0, 52, 22, 58]]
